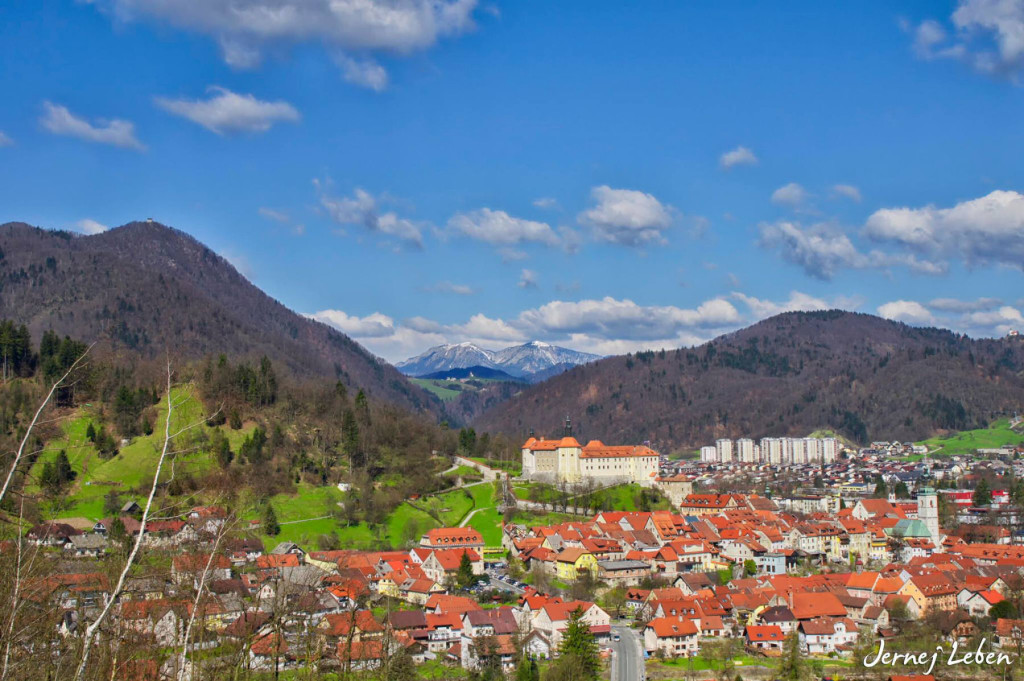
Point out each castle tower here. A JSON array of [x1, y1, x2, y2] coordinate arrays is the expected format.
[[917, 487, 940, 546]]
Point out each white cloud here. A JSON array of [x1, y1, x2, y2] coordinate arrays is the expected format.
[[39, 101, 145, 150], [448, 208, 560, 246], [533, 197, 558, 209], [578, 185, 674, 246], [516, 297, 740, 341], [75, 219, 109, 235], [455, 313, 526, 342], [961, 305, 1024, 335], [0, 131, 12, 147], [308, 309, 397, 337], [873, 296, 1024, 338], [517, 269, 538, 289], [909, 1, 1024, 80], [877, 300, 936, 325], [928, 297, 1003, 312], [423, 281, 475, 295], [155, 87, 300, 134], [317, 292, 1022, 365], [770, 182, 809, 208], [912, 19, 960, 59], [335, 54, 389, 91], [316, 184, 423, 247], [90, 0, 478, 79], [719, 145, 758, 169], [731, 291, 831, 318], [759, 221, 867, 280], [864, 189, 1024, 268], [831, 184, 862, 202], [760, 220, 949, 280], [258, 207, 290, 223], [308, 294, 748, 361]]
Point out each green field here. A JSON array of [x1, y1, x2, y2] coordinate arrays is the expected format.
[[513, 481, 670, 512], [259, 482, 510, 551], [448, 465, 483, 480], [409, 378, 465, 401], [36, 388, 255, 520], [918, 418, 1024, 457], [409, 377, 514, 402]]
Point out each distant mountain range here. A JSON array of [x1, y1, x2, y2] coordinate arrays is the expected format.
[[397, 341, 601, 382], [0, 221, 437, 414], [468, 310, 1024, 451]]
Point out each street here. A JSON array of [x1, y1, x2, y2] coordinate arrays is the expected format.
[[610, 624, 644, 681]]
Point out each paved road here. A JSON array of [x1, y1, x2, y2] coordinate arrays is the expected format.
[[459, 506, 488, 527], [610, 624, 644, 681]]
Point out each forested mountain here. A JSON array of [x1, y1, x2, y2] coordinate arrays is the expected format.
[[470, 310, 1024, 451], [0, 221, 435, 414]]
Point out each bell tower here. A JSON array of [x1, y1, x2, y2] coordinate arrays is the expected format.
[[917, 487, 940, 546]]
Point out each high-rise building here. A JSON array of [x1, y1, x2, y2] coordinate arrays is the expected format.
[[716, 438, 733, 463], [760, 437, 782, 464], [736, 438, 755, 463], [791, 438, 806, 465], [700, 445, 717, 463], [803, 437, 822, 463], [822, 438, 839, 463]]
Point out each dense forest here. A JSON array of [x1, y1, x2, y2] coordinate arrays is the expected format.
[[471, 310, 1024, 451], [0, 221, 437, 415]]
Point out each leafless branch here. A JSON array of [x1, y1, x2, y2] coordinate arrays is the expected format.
[[0, 342, 94, 508]]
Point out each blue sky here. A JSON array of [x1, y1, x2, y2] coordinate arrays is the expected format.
[[1, 1, 1023, 362]]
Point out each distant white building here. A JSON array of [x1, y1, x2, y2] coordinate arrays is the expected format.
[[736, 438, 756, 463], [760, 438, 783, 465], [702, 436, 842, 466], [822, 438, 839, 463], [715, 439, 733, 463]]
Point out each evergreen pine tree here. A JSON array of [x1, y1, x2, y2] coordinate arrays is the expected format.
[[456, 550, 475, 589], [556, 607, 600, 680], [778, 631, 804, 681], [263, 504, 280, 536], [974, 478, 993, 506], [55, 450, 74, 483]]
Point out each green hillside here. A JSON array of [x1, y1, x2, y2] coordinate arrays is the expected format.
[[917, 418, 1024, 457], [33, 387, 255, 520]]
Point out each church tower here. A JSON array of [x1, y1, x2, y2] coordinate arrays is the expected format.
[[917, 487, 940, 546]]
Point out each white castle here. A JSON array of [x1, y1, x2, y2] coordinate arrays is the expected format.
[[521, 422, 659, 486]]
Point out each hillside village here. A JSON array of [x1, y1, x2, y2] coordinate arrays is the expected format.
[[17, 422, 1024, 680]]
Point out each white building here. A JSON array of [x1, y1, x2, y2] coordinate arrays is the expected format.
[[736, 438, 756, 463], [702, 436, 841, 466], [522, 437, 659, 486], [822, 438, 839, 463], [760, 438, 783, 465], [715, 439, 733, 463]]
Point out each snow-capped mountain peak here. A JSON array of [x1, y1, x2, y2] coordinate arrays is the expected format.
[[397, 340, 601, 381], [395, 343, 497, 376]]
